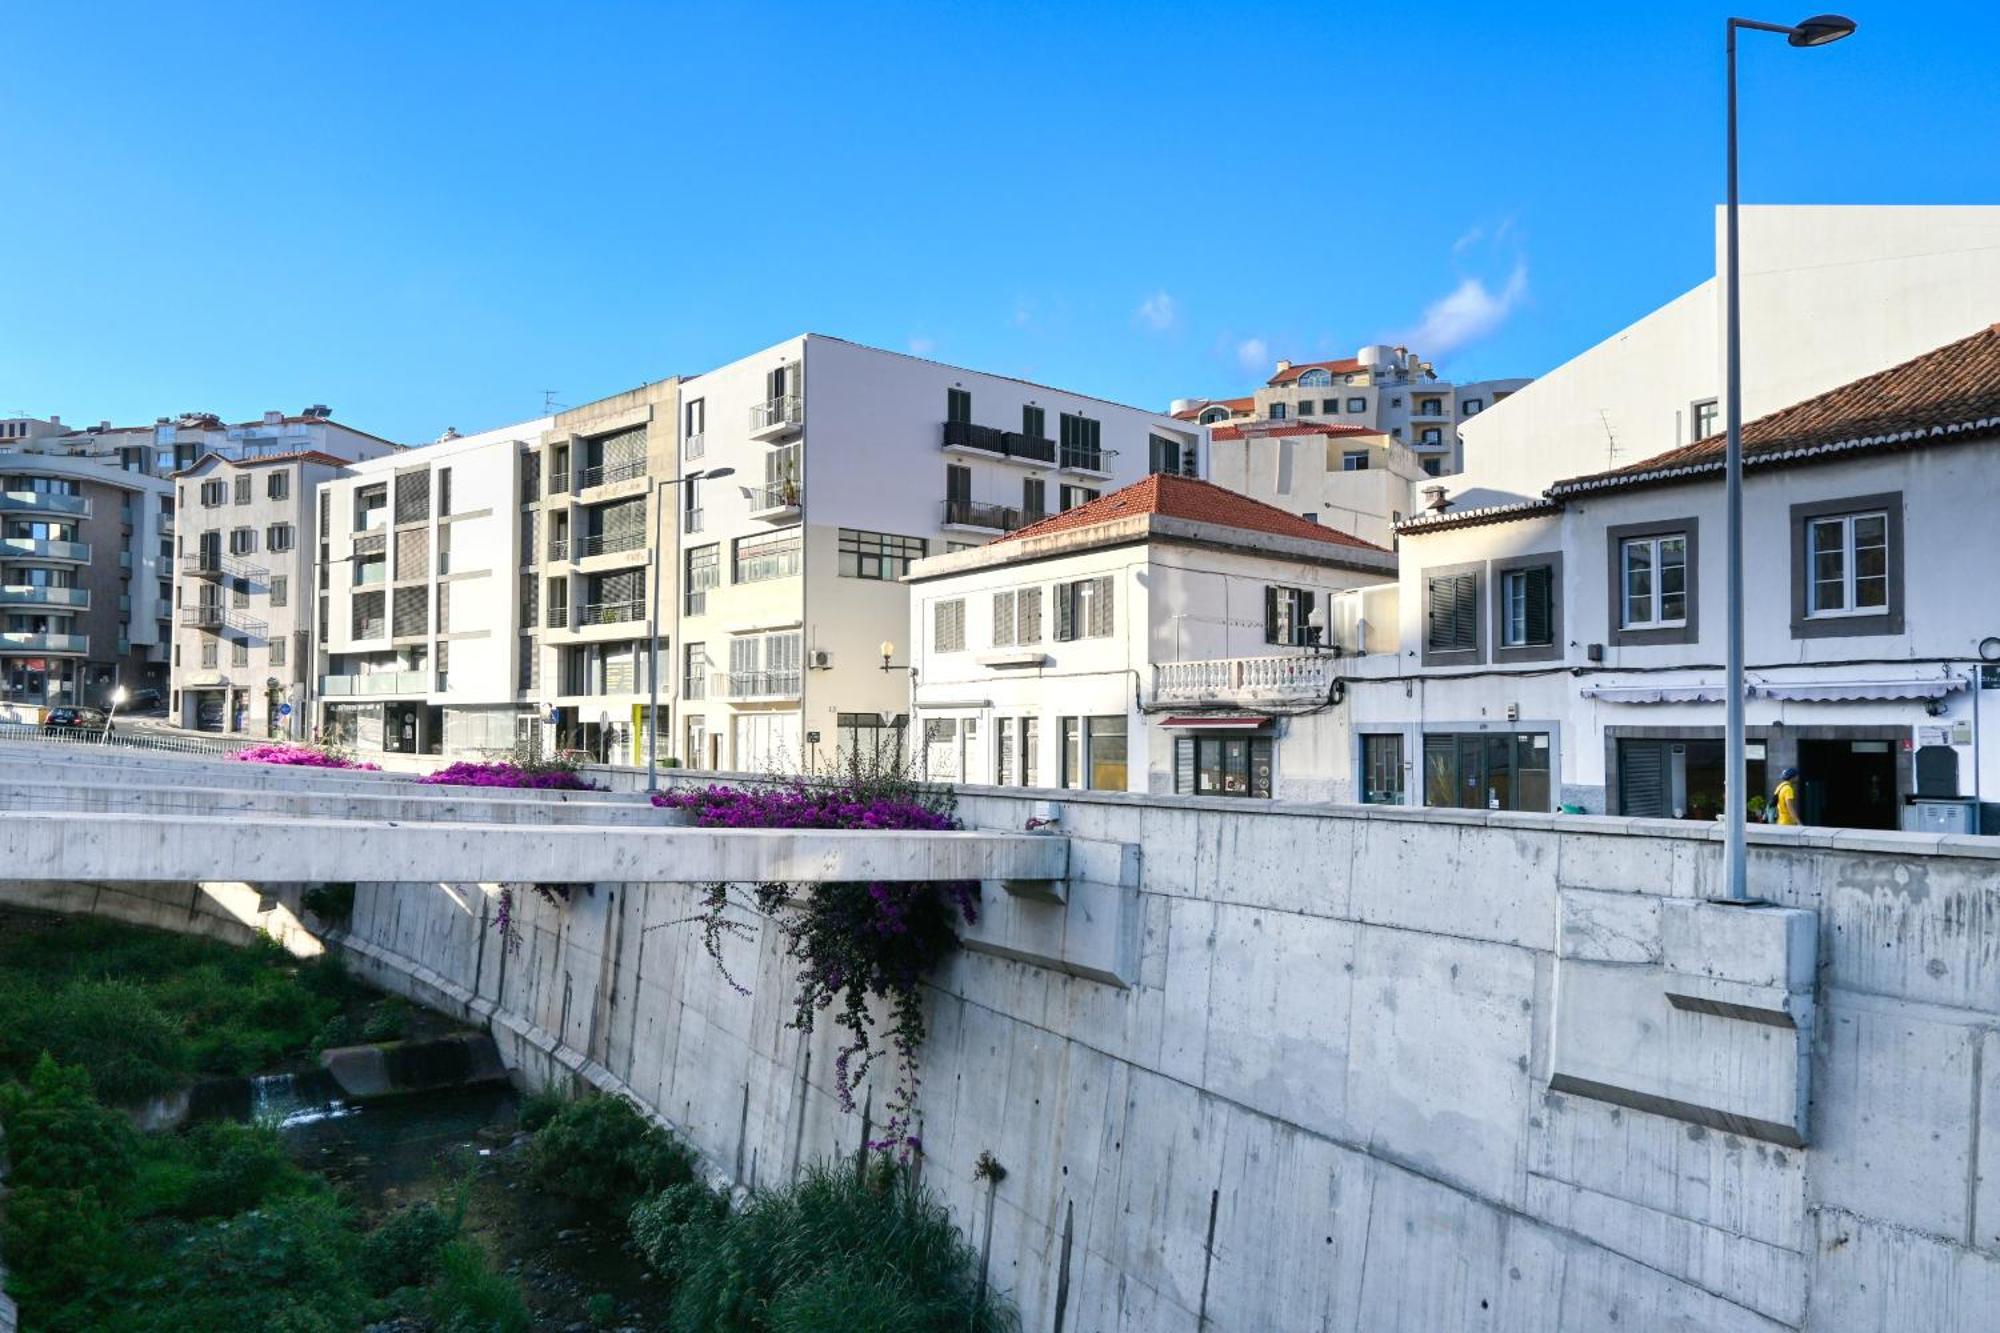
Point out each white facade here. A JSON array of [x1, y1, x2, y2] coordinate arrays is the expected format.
[[673, 335, 1202, 775], [317, 419, 550, 757], [1458, 205, 2000, 495], [1204, 423, 1429, 549], [905, 499, 1396, 800]]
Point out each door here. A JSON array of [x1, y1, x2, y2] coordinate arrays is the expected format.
[[1798, 738, 1898, 830], [1618, 740, 1671, 817]]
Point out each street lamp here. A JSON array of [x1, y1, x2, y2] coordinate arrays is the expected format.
[[879, 640, 919, 773], [102, 685, 128, 743], [1721, 13, 1854, 900], [647, 466, 733, 792]]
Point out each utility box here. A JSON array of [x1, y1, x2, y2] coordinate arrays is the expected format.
[[1903, 796, 1978, 834]]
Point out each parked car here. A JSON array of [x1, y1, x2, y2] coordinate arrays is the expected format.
[[126, 687, 163, 711], [43, 706, 111, 733]]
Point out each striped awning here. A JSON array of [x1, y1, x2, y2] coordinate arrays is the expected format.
[[1577, 684, 1726, 704], [1749, 678, 1967, 703]]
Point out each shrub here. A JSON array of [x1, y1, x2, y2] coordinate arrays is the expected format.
[[0, 977, 190, 1103], [529, 1095, 696, 1215], [517, 1085, 568, 1133], [428, 1239, 532, 1333], [631, 1180, 730, 1285], [359, 1200, 461, 1297], [301, 882, 356, 924], [419, 758, 600, 790], [141, 1192, 366, 1331], [173, 1119, 313, 1218], [362, 995, 411, 1043], [230, 741, 381, 770], [0, 1055, 138, 1192], [669, 1162, 1013, 1333]]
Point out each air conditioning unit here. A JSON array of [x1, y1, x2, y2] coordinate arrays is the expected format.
[[809, 649, 831, 669]]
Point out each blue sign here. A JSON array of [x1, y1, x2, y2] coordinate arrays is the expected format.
[[277, 703, 292, 717]]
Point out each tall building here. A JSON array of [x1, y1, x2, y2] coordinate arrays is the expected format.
[[1172, 345, 1529, 477], [1202, 420, 1430, 549], [316, 419, 551, 756], [0, 451, 174, 710]]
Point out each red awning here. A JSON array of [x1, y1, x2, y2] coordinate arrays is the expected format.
[[1158, 714, 1274, 729]]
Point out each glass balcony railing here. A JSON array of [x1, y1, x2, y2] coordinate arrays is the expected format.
[[578, 599, 645, 627], [1, 536, 90, 563], [0, 490, 91, 518], [0, 585, 88, 610], [319, 671, 430, 697], [0, 630, 88, 655]]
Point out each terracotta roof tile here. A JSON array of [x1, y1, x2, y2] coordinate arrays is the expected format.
[[1208, 422, 1382, 442], [1551, 323, 2000, 496], [1266, 358, 1363, 386], [1170, 395, 1255, 422], [997, 474, 1387, 551]]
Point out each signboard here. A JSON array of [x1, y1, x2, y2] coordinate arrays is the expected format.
[[805, 730, 821, 745], [277, 703, 292, 718], [1916, 725, 1950, 749], [1952, 720, 1974, 746]]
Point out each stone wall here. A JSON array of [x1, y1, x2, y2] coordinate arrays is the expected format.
[[19, 777, 2000, 1330]]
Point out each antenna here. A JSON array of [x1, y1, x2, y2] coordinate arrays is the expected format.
[[542, 389, 564, 414], [1598, 409, 1621, 467]]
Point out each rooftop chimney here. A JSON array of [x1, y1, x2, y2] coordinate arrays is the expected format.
[[1274, 359, 1293, 374], [1421, 484, 1452, 513]]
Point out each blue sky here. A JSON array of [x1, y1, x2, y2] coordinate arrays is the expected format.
[[3, 2, 1993, 442]]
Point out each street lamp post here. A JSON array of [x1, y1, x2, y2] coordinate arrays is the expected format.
[[647, 466, 733, 792], [879, 640, 919, 773], [1722, 14, 1855, 899], [102, 685, 128, 744]]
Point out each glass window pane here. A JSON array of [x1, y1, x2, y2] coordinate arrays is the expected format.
[[1660, 591, 1686, 623], [1088, 716, 1127, 791], [1852, 514, 1886, 547], [1197, 738, 1224, 794], [1855, 574, 1888, 608], [1814, 576, 1845, 612]]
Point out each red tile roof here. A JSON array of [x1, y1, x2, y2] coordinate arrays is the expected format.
[[1170, 395, 1255, 422], [1551, 323, 2000, 497], [1267, 358, 1362, 386], [997, 473, 1387, 551], [1208, 422, 1382, 442], [171, 449, 354, 477]]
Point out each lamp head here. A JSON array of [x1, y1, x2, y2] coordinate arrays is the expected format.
[[694, 466, 734, 482], [1787, 13, 1855, 46], [111, 686, 128, 704], [879, 640, 895, 668]]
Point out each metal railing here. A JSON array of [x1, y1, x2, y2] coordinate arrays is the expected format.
[[749, 394, 803, 434], [576, 530, 645, 558], [1152, 654, 1339, 704], [747, 482, 802, 513], [683, 431, 705, 460], [0, 490, 91, 518], [942, 498, 1045, 532], [0, 721, 240, 756], [715, 669, 802, 700], [940, 419, 1056, 464], [178, 606, 268, 636], [577, 458, 647, 490], [578, 599, 645, 627], [684, 507, 704, 534], [549, 537, 570, 561], [0, 584, 88, 610], [1058, 445, 1105, 472]]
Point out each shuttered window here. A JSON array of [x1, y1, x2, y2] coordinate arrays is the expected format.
[[1500, 566, 1553, 647], [1426, 572, 1478, 653], [1264, 586, 1317, 647], [934, 599, 965, 652], [992, 590, 1016, 647], [1017, 588, 1042, 643], [1055, 577, 1114, 641], [392, 586, 428, 637]]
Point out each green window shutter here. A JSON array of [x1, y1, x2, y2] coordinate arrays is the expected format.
[[1056, 583, 1074, 641], [1524, 566, 1552, 645]]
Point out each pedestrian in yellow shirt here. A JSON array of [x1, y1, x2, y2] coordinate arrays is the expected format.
[[1772, 767, 1802, 825]]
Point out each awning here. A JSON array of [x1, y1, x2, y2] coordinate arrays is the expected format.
[[1578, 684, 1726, 704], [1750, 678, 1968, 703], [1158, 714, 1275, 730]]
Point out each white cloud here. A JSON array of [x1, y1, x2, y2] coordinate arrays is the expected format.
[[1235, 337, 1269, 373], [1134, 290, 1178, 333], [1450, 224, 1485, 256], [907, 336, 936, 357], [1401, 261, 1529, 356]]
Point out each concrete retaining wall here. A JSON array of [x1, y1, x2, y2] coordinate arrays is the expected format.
[[14, 769, 2000, 1330]]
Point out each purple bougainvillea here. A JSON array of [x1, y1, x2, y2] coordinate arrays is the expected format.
[[654, 779, 979, 1161], [418, 760, 600, 790], [229, 742, 380, 771]]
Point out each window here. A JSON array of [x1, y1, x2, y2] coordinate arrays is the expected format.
[[683, 398, 705, 458], [266, 472, 289, 500], [733, 529, 801, 584], [1391, 396, 1402, 408], [1059, 715, 1127, 790], [200, 480, 227, 507], [234, 475, 252, 504], [1791, 494, 1901, 637], [1022, 405, 1045, 439], [683, 642, 707, 699], [1498, 564, 1555, 649], [1423, 732, 1551, 812], [1149, 434, 1197, 477], [1321, 399, 1339, 414], [996, 717, 1015, 785], [231, 636, 250, 667], [1462, 398, 1484, 415], [1058, 413, 1102, 470], [1691, 398, 1719, 441], [933, 598, 965, 652], [232, 577, 250, 609], [1055, 576, 1113, 640], [230, 527, 258, 556], [1198, 406, 1229, 425], [1175, 734, 1274, 798], [1269, 402, 1288, 421], [991, 587, 1042, 646], [685, 544, 718, 614], [201, 639, 218, 669], [1264, 586, 1317, 647], [1621, 534, 1687, 627], [1424, 567, 1480, 660], [1059, 484, 1098, 512], [1361, 734, 1405, 804], [353, 590, 385, 639], [835, 712, 905, 768], [946, 387, 971, 425], [1297, 368, 1332, 387], [1420, 397, 1443, 415], [270, 575, 288, 608], [1023, 478, 1047, 521], [269, 636, 287, 667], [1346, 397, 1367, 412], [838, 529, 926, 580], [1341, 450, 1370, 471], [1420, 427, 1442, 445], [266, 523, 295, 552], [1422, 458, 1442, 477]]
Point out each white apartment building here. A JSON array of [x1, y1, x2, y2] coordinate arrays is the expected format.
[[1203, 420, 1430, 548], [0, 451, 174, 711], [316, 419, 551, 757], [671, 334, 1203, 775], [1336, 324, 2000, 833], [904, 474, 1396, 800], [172, 451, 355, 735], [5, 406, 400, 479], [1172, 345, 1528, 476], [1456, 205, 2000, 497]]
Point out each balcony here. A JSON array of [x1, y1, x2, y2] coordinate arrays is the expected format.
[[683, 431, 705, 461], [1, 536, 89, 564], [0, 585, 88, 611], [684, 506, 705, 535], [940, 419, 1056, 465], [1058, 446, 1108, 476], [576, 458, 647, 491], [942, 498, 1045, 533], [0, 490, 91, 519], [1152, 654, 1339, 705], [575, 530, 645, 560], [749, 394, 803, 441], [577, 598, 645, 627], [714, 669, 802, 701], [319, 670, 430, 697], [0, 631, 88, 656], [180, 551, 266, 581], [549, 537, 570, 562], [179, 606, 268, 637], [746, 482, 803, 521], [1411, 404, 1450, 422]]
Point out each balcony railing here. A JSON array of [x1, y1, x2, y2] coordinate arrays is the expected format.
[[578, 599, 645, 627], [1, 536, 90, 563], [1152, 654, 1339, 705], [715, 669, 802, 700], [684, 507, 704, 534], [0, 585, 88, 610], [549, 537, 570, 562], [319, 670, 430, 697], [0, 490, 91, 518], [577, 458, 647, 490], [683, 431, 705, 460], [749, 395, 803, 436], [179, 606, 268, 637], [1059, 445, 1106, 473], [0, 630, 88, 655], [576, 530, 645, 559], [940, 419, 1056, 464], [942, 498, 1045, 532], [747, 483, 802, 516]]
